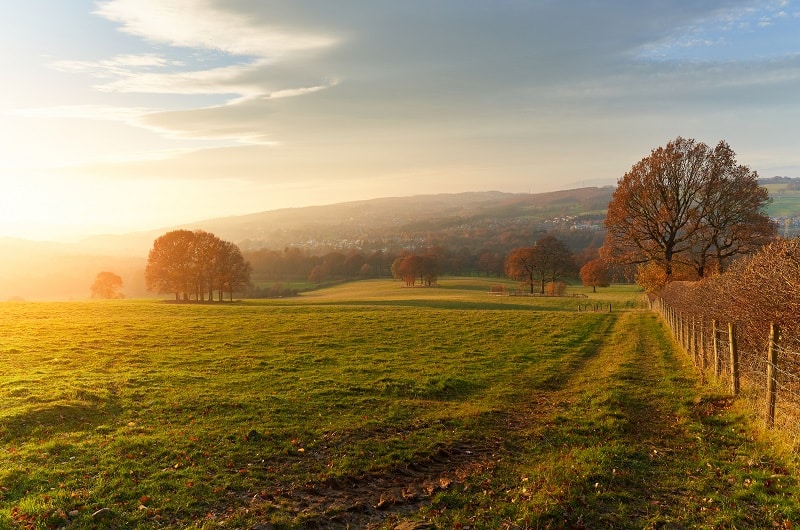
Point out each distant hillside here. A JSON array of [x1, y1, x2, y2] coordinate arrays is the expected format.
[[5, 182, 799, 301], [182, 187, 615, 251], [0, 188, 614, 300]]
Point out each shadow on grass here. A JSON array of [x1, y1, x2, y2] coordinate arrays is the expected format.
[[521, 314, 799, 529], [303, 299, 590, 312], [1, 399, 121, 444]]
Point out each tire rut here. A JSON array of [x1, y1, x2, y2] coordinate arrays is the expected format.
[[221, 313, 625, 529], [236, 440, 501, 529]]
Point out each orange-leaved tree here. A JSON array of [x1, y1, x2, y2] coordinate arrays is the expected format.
[[603, 137, 775, 281], [579, 258, 610, 293], [91, 271, 124, 299], [145, 230, 251, 301], [505, 236, 573, 294], [391, 254, 439, 286]]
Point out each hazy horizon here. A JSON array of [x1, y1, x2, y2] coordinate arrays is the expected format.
[[0, 186, 612, 244], [2, 1, 799, 242]]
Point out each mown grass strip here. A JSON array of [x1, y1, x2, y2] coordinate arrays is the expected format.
[[422, 312, 800, 529]]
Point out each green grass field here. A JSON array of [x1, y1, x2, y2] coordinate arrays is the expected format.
[[1, 280, 798, 529], [765, 183, 800, 218]]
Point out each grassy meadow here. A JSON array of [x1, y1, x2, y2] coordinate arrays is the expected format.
[[1, 280, 799, 529]]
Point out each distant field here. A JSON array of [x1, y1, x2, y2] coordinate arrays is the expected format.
[[765, 183, 800, 218], [2, 280, 799, 529]]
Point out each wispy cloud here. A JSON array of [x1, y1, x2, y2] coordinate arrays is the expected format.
[[95, 62, 269, 99], [52, 53, 178, 75], [93, 0, 336, 59], [35, 1, 341, 151], [636, 1, 798, 61], [10, 104, 151, 122]]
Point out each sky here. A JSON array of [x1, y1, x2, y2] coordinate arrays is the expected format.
[[1, 1, 799, 241]]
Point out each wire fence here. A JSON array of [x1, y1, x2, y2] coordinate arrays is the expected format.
[[653, 295, 800, 446]]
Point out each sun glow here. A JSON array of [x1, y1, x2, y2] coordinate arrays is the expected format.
[[0, 174, 102, 240]]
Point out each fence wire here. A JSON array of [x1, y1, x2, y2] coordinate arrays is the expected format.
[[656, 297, 800, 444]]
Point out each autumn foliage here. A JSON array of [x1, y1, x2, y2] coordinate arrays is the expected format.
[[603, 137, 776, 282], [90, 271, 124, 299], [145, 230, 251, 301], [659, 237, 800, 356], [391, 253, 440, 286], [578, 258, 610, 293], [504, 236, 574, 294]]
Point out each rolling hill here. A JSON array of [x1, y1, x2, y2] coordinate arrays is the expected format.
[[3, 181, 799, 301]]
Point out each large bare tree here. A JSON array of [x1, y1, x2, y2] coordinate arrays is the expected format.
[[603, 137, 776, 279]]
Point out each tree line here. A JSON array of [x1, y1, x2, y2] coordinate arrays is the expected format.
[[140, 229, 598, 300], [145, 230, 251, 301], [139, 137, 775, 299], [241, 231, 605, 286]]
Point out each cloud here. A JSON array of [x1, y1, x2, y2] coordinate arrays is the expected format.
[[35, 1, 343, 149], [51, 53, 176, 77], [25, 1, 800, 188], [95, 61, 270, 99], [265, 82, 337, 100], [93, 0, 336, 58], [10, 104, 151, 122]]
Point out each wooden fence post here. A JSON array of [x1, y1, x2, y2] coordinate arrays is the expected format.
[[766, 323, 780, 428], [670, 307, 675, 335], [729, 322, 739, 396], [700, 317, 706, 372], [683, 314, 689, 352], [712, 320, 721, 378]]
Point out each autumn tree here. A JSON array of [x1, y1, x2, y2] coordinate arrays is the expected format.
[[579, 258, 610, 293], [145, 230, 251, 301], [391, 254, 439, 286], [477, 251, 504, 277], [419, 254, 440, 286], [213, 240, 252, 301], [193, 230, 222, 301], [343, 252, 366, 278], [603, 137, 775, 280], [91, 271, 124, 299], [308, 262, 330, 285], [686, 142, 777, 276], [359, 263, 373, 277], [145, 229, 197, 300], [505, 236, 574, 294], [504, 247, 537, 293]]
